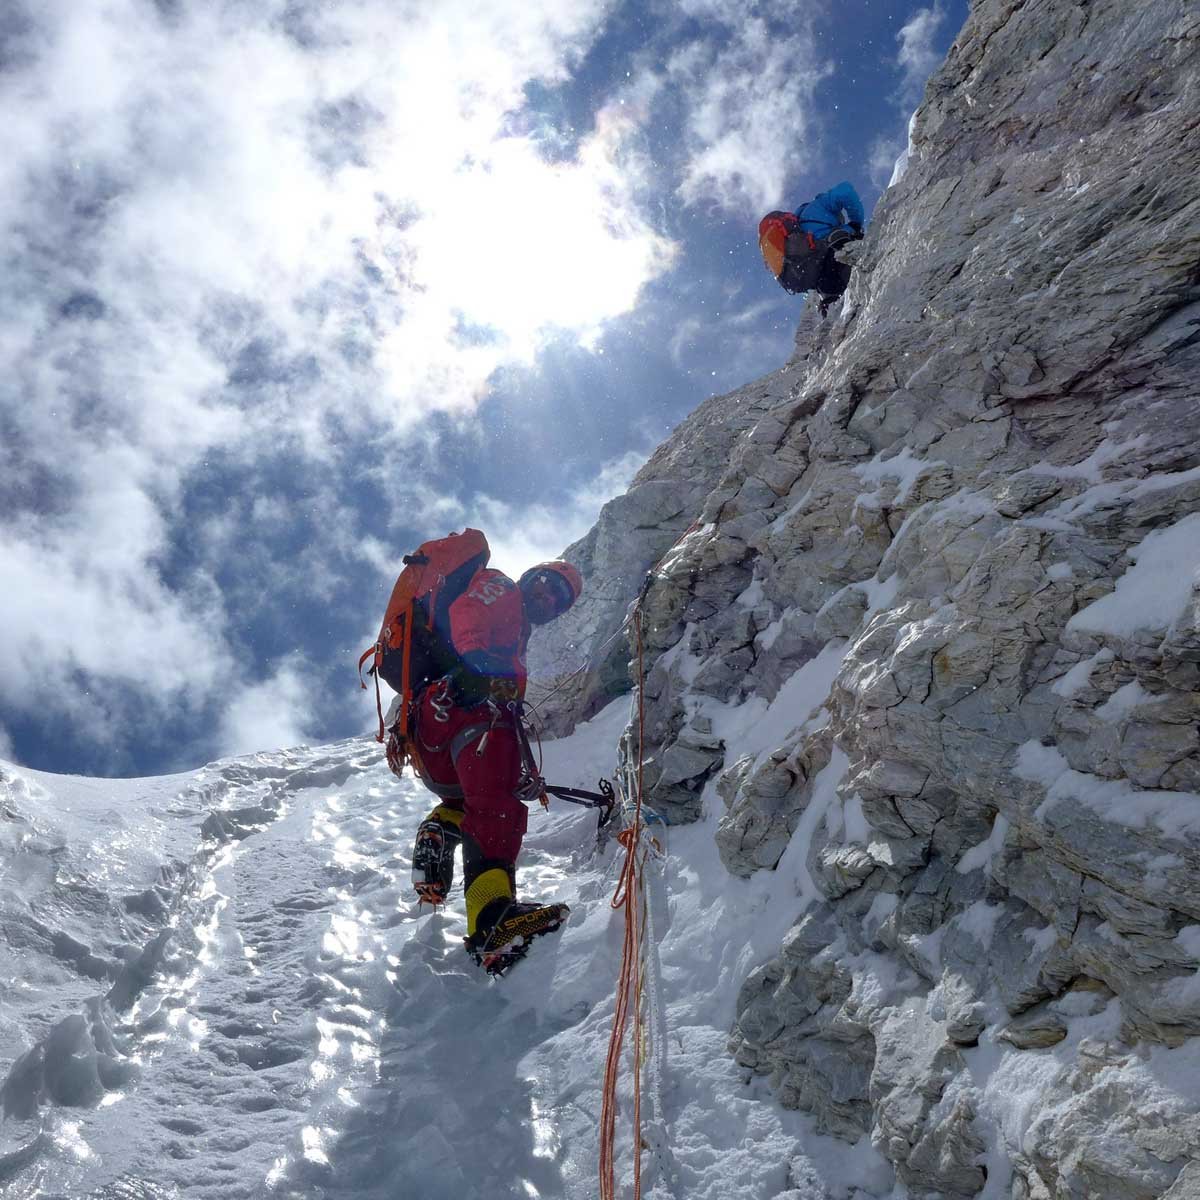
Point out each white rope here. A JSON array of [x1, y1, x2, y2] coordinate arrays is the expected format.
[[638, 808, 678, 1196], [612, 722, 679, 1196]]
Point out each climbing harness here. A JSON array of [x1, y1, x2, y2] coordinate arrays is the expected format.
[[399, 675, 615, 827], [428, 679, 454, 724]]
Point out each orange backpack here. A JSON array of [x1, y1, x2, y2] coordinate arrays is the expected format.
[[358, 529, 490, 759], [758, 210, 826, 294]]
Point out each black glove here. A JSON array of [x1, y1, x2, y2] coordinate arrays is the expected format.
[[849, 221, 864, 240]]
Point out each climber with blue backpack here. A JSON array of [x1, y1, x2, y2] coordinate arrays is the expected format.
[[759, 180, 866, 315]]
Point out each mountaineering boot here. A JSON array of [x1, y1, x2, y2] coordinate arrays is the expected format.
[[468, 899, 570, 954], [464, 891, 570, 976], [462, 865, 569, 974], [411, 805, 464, 905]]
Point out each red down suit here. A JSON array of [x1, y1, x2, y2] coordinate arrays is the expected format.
[[415, 567, 531, 867]]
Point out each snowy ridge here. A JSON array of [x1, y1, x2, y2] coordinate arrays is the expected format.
[[0, 702, 898, 1198]]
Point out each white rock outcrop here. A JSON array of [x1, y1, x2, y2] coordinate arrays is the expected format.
[[534, 0, 1200, 1193]]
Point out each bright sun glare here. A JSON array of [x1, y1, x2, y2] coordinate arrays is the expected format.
[[404, 110, 676, 367]]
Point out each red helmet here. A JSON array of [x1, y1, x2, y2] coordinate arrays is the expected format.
[[519, 560, 583, 607]]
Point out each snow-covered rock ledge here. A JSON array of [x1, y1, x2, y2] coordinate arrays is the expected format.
[[536, 0, 1200, 1193]]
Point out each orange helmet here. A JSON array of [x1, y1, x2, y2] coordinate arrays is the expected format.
[[519, 560, 583, 607]]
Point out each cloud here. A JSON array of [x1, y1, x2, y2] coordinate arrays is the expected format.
[[868, 132, 907, 189], [896, 5, 948, 106], [666, 295, 793, 394], [6, 0, 934, 771], [668, 16, 832, 214], [0, 725, 15, 765], [668, 316, 706, 369], [868, 6, 948, 188], [5, 0, 669, 427], [362, 449, 648, 581], [217, 661, 318, 758], [1, 0, 682, 761], [456, 448, 649, 576]]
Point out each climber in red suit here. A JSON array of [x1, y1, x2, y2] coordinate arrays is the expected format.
[[408, 558, 583, 959]]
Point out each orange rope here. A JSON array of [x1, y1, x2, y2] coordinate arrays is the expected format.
[[599, 606, 648, 1200], [598, 522, 701, 1199]]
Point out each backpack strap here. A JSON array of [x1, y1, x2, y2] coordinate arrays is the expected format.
[[359, 642, 386, 742], [359, 599, 418, 745], [398, 600, 415, 716]]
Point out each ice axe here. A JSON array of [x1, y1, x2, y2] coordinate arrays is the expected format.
[[543, 779, 616, 827]]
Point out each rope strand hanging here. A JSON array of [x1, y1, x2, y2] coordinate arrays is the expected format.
[[599, 602, 649, 1200], [598, 521, 703, 1200]]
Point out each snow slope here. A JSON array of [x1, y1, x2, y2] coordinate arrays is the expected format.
[[0, 700, 890, 1200]]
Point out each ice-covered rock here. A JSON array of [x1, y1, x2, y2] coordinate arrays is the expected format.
[[543, 0, 1200, 1192]]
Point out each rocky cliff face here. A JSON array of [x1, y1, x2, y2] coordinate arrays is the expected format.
[[533, 0, 1200, 1194], [523, 352, 814, 734]]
